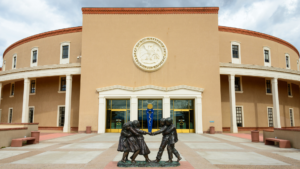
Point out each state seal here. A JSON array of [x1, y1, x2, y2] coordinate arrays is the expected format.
[[132, 37, 168, 72]]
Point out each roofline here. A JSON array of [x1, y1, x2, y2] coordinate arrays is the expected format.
[[81, 7, 219, 14], [219, 26, 300, 57], [3, 26, 82, 57]]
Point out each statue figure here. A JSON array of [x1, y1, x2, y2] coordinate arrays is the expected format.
[[128, 120, 152, 163], [117, 122, 140, 163], [151, 117, 182, 162]]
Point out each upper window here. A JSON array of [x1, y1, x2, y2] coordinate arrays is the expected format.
[[286, 54, 290, 69], [263, 47, 271, 67], [10, 83, 15, 96], [60, 77, 66, 91], [231, 41, 241, 64], [287, 83, 292, 97], [60, 42, 70, 64], [30, 80, 36, 94], [12, 54, 17, 69], [31, 47, 38, 67], [235, 76, 242, 92], [266, 79, 272, 94]]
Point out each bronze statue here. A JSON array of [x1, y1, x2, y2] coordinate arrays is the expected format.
[[128, 120, 152, 163], [117, 122, 140, 163], [151, 117, 182, 162]]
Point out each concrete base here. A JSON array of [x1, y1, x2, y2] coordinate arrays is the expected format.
[[117, 161, 180, 167]]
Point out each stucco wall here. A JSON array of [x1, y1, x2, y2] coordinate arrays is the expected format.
[[79, 14, 222, 132], [3, 32, 82, 71], [219, 32, 299, 71], [0, 76, 80, 127], [221, 75, 300, 128]]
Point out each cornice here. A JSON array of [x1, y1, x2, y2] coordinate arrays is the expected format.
[[0, 63, 81, 76], [219, 26, 299, 56], [220, 62, 300, 75], [82, 7, 219, 14], [96, 85, 204, 92], [3, 26, 82, 58]]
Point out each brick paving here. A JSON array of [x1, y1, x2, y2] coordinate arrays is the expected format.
[[0, 132, 299, 169]]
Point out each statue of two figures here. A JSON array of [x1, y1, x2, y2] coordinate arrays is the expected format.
[[117, 118, 182, 165]]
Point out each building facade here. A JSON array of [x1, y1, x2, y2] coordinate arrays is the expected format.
[[0, 7, 299, 133]]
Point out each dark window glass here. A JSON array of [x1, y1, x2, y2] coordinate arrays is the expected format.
[[268, 108, 273, 127], [232, 45, 239, 58], [9, 109, 13, 123], [286, 56, 289, 68], [59, 107, 65, 126], [60, 77, 66, 91], [236, 107, 243, 127], [32, 50, 37, 63], [235, 77, 241, 91], [30, 80, 36, 93], [28, 108, 34, 123], [137, 100, 163, 129], [11, 84, 15, 96], [264, 50, 269, 63], [288, 84, 292, 96], [266, 80, 272, 93], [62, 45, 69, 59], [13, 56, 16, 68], [290, 109, 294, 127]]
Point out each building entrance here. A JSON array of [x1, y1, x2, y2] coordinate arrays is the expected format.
[[171, 100, 195, 133], [106, 100, 130, 133]]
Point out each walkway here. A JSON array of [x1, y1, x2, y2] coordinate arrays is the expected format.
[[0, 132, 299, 169]]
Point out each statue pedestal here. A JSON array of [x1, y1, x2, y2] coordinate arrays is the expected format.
[[117, 161, 180, 167]]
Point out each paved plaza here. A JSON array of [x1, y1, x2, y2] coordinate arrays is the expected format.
[[0, 133, 299, 169]]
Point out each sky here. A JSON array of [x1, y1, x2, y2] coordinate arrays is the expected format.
[[0, 0, 300, 67]]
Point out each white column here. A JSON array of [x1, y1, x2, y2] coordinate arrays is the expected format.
[[63, 75, 72, 132], [195, 95, 203, 134], [229, 75, 238, 133], [98, 95, 106, 133], [163, 96, 170, 118], [130, 96, 138, 121], [272, 78, 281, 128], [21, 78, 30, 123], [0, 83, 2, 106]]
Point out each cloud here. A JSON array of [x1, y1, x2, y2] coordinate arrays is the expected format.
[[0, 0, 299, 67]]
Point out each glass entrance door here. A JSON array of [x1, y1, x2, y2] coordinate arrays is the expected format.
[[170, 100, 195, 133], [106, 100, 130, 133]]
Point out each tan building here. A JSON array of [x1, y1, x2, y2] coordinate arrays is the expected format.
[[0, 7, 299, 134]]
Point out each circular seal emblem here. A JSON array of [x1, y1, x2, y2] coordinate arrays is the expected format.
[[133, 37, 168, 72]]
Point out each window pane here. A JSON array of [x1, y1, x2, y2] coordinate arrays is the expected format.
[[232, 45, 239, 58], [30, 80, 36, 93], [288, 84, 292, 96], [11, 84, 15, 95], [28, 108, 34, 123], [32, 50, 37, 63], [264, 50, 269, 62], [290, 109, 294, 127], [268, 108, 273, 127], [112, 100, 127, 109], [235, 77, 241, 91], [286, 56, 289, 68], [236, 107, 243, 127], [62, 45, 69, 59], [59, 107, 65, 126], [266, 80, 271, 93], [13, 57, 16, 68], [174, 100, 189, 109], [60, 77, 66, 91]]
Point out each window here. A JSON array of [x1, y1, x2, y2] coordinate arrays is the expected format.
[[0, 109, 2, 122], [286, 54, 290, 69], [267, 108, 273, 127], [10, 83, 15, 96], [106, 100, 130, 131], [8, 108, 13, 123], [289, 108, 294, 127], [231, 41, 241, 64], [235, 77, 242, 92], [31, 47, 38, 67], [236, 107, 243, 127], [58, 106, 65, 127], [232, 45, 239, 58], [60, 77, 66, 91], [28, 107, 34, 123], [263, 47, 271, 67], [60, 42, 70, 64], [266, 79, 272, 94], [30, 80, 36, 94], [287, 83, 292, 97], [12, 54, 17, 69]]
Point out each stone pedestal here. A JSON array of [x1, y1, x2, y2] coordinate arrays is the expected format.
[[86, 126, 92, 134], [31, 131, 40, 144], [117, 161, 180, 167], [251, 130, 259, 142]]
